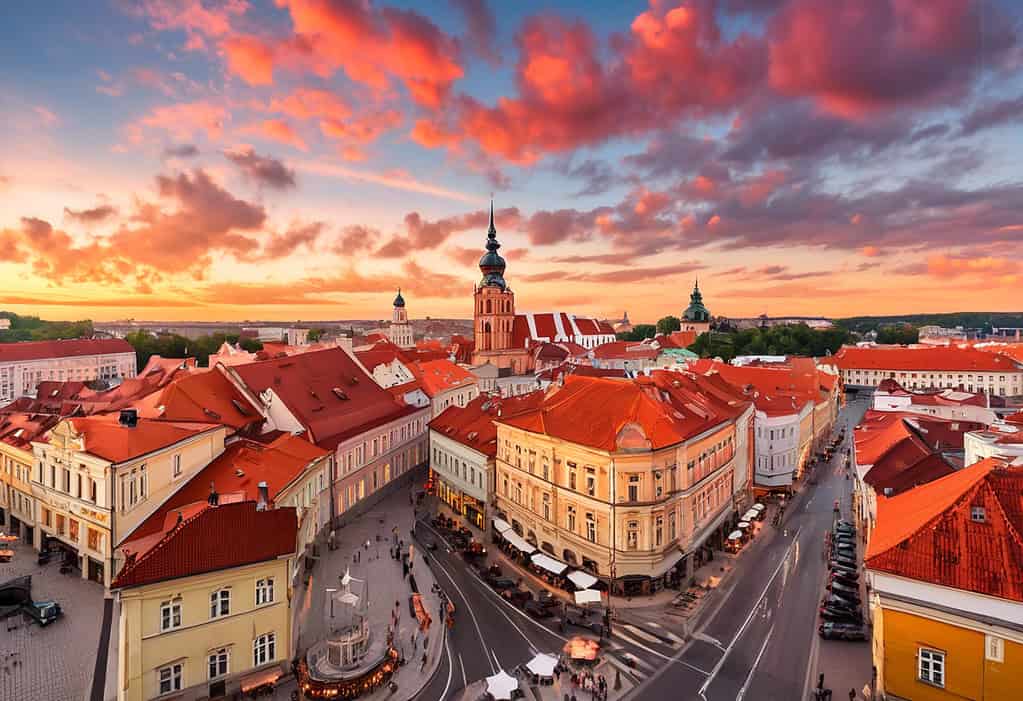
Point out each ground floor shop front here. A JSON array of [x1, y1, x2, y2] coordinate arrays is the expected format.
[[433, 471, 487, 532]]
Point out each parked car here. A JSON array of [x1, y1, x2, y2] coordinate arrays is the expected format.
[[821, 594, 859, 611], [826, 582, 861, 602], [564, 604, 604, 634], [524, 599, 555, 618], [818, 622, 867, 641], [830, 564, 858, 578], [835, 520, 855, 530], [490, 577, 518, 591], [830, 573, 859, 589], [23, 600, 62, 626], [830, 557, 857, 570], [819, 607, 864, 625], [535, 590, 560, 612]]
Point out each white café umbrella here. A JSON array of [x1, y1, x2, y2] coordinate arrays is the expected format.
[[574, 588, 602, 605], [486, 670, 519, 700], [525, 653, 558, 678]]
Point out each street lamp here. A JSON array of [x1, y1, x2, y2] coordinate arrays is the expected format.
[[326, 588, 338, 620]]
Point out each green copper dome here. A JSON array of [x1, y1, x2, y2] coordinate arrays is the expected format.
[[683, 279, 710, 322], [393, 288, 405, 308]]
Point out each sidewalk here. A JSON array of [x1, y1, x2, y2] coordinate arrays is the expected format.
[[287, 487, 445, 701]]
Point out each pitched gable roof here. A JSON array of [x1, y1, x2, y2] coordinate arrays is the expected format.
[[112, 501, 297, 589], [866, 459, 1023, 602]]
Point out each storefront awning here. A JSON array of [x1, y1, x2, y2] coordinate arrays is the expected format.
[[566, 570, 598, 590], [492, 518, 512, 534], [648, 548, 685, 579], [574, 588, 602, 605], [502, 530, 535, 554], [240, 667, 281, 692], [531, 552, 568, 575]]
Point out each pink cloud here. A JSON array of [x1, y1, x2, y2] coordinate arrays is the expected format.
[[136, 101, 229, 141]]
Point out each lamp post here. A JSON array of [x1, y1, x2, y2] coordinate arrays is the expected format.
[[326, 588, 337, 621]]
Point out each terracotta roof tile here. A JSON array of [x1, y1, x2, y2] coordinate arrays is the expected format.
[[128, 433, 327, 541], [834, 345, 1023, 373], [499, 371, 749, 452], [0, 338, 134, 362], [230, 347, 418, 448], [429, 392, 545, 457], [68, 415, 221, 463], [112, 501, 297, 589], [866, 459, 1023, 602], [408, 359, 476, 397]]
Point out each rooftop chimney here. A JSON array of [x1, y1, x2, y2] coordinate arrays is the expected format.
[[256, 481, 269, 511], [119, 408, 138, 428], [208, 481, 219, 506]]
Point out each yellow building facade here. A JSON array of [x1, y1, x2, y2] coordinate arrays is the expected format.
[[871, 590, 1022, 700], [114, 502, 296, 701]]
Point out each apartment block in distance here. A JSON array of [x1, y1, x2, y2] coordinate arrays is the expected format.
[[0, 338, 137, 403]]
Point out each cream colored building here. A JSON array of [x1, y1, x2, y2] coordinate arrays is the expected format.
[[30, 413, 227, 587], [113, 502, 296, 701], [493, 373, 750, 594], [833, 345, 1023, 395], [0, 338, 137, 403]]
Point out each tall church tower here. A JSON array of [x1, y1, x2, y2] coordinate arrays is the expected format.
[[388, 289, 414, 348], [472, 203, 529, 371]]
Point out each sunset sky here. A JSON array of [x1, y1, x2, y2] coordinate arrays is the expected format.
[[2, 0, 1022, 323]]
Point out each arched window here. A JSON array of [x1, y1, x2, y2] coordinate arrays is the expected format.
[[485, 299, 491, 314]]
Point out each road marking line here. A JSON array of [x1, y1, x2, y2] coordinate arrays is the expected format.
[[490, 648, 504, 671], [621, 624, 664, 646], [692, 632, 725, 650], [736, 624, 773, 701], [440, 637, 454, 701], [457, 652, 467, 689], [425, 550, 496, 674], [698, 525, 803, 700]]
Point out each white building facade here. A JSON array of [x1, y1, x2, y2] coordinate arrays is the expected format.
[[0, 339, 137, 403], [752, 405, 810, 489]]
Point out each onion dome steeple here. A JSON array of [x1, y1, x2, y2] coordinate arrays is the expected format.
[[478, 200, 508, 290], [393, 288, 405, 308], [683, 278, 710, 322]]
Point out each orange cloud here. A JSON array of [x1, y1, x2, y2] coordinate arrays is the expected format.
[[861, 245, 880, 257], [926, 254, 1019, 278], [253, 118, 307, 151], [136, 101, 229, 141], [223, 35, 276, 85]]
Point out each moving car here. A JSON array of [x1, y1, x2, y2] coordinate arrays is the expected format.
[[490, 577, 518, 591], [23, 600, 62, 626], [818, 622, 867, 641], [502, 588, 532, 607], [524, 599, 555, 619]]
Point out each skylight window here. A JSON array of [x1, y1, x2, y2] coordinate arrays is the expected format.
[[971, 506, 986, 523], [332, 388, 348, 400]]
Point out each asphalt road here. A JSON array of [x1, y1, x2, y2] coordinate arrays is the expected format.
[[636, 394, 871, 701], [415, 394, 871, 701]]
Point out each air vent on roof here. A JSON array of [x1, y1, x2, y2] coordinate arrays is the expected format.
[[203, 408, 221, 420], [310, 390, 319, 399], [467, 431, 478, 442], [230, 399, 252, 416], [50, 389, 59, 398], [235, 469, 244, 477], [349, 375, 360, 385], [332, 388, 349, 400]]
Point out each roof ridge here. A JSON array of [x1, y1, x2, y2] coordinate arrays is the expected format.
[[119, 501, 216, 578]]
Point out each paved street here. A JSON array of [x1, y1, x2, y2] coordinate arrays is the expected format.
[[0, 537, 106, 701], [635, 393, 872, 701], [413, 393, 871, 701]]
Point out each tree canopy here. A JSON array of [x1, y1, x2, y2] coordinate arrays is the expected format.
[[0, 312, 94, 342], [616, 324, 657, 341], [656, 316, 681, 334], [874, 323, 919, 345], [687, 324, 851, 361], [125, 331, 262, 368]]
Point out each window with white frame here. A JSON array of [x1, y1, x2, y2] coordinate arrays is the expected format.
[[160, 600, 182, 631], [172, 454, 182, 478], [970, 505, 986, 523], [253, 632, 276, 666], [918, 648, 945, 687], [256, 577, 275, 605], [210, 589, 230, 618], [158, 663, 183, 695], [985, 635, 1004, 663], [208, 648, 229, 679]]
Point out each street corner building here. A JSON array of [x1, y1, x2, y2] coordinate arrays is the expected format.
[[490, 369, 756, 596], [865, 458, 1023, 701], [112, 501, 298, 701]]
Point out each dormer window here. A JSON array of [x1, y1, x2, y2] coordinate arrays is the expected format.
[[971, 506, 986, 523]]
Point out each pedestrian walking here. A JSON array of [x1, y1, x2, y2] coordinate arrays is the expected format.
[[421, 652, 427, 671], [849, 689, 856, 701]]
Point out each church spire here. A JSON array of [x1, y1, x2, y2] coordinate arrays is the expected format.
[[488, 199, 496, 238], [479, 199, 507, 289]]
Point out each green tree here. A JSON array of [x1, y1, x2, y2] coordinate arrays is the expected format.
[[616, 324, 657, 341], [875, 324, 918, 345], [687, 324, 851, 361], [656, 316, 681, 335]]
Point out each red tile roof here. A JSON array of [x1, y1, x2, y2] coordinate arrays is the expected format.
[[536, 363, 628, 383], [511, 313, 615, 348], [1006, 411, 1023, 426], [430, 392, 545, 457], [450, 335, 475, 364], [409, 359, 476, 397], [229, 347, 419, 449], [866, 459, 1023, 602], [68, 415, 221, 463], [690, 359, 831, 417], [0, 412, 60, 450], [133, 368, 261, 430], [854, 411, 985, 469], [0, 338, 134, 363], [498, 371, 749, 452], [833, 345, 1023, 373], [591, 341, 660, 361], [112, 501, 297, 589], [128, 432, 327, 541]]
